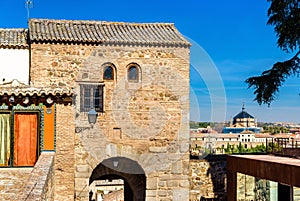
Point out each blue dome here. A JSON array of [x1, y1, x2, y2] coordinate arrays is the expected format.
[[233, 111, 254, 119]]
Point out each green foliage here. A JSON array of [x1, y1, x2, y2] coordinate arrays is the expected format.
[[262, 125, 289, 134], [198, 122, 210, 128], [246, 0, 300, 105], [221, 142, 287, 154], [190, 121, 210, 129], [252, 144, 267, 153], [267, 0, 300, 52], [219, 141, 286, 154], [223, 143, 268, 154], [189, 121, 199, 129], [266, 142, 282, 152]]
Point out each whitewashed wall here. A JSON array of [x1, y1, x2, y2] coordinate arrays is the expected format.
[[0, 48, 29, 84]]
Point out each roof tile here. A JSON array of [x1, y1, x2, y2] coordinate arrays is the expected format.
[[29, 19, 191, 47], [0, 28, 28, 48], [0, 79, 73, 97]]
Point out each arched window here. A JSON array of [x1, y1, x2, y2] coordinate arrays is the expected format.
[[103, 66, 114, 80], [127, 64, 140, 82]]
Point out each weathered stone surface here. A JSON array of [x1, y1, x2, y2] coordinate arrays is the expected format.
[[167, 180, 179, 187], [180, 180, 190, 188], [171, 161, 183, 174], [16, 152, 55, 201], [0, 168, 32, 200], [149, 146, 167, 153], [173, 188, 190, 201], [147, 177, 158, 190], [158, 190, 168, 197], [189, 158, 227, 200], [29, 37, 190, 200], [147, 190, 157, 197], [53, 104, 75, 200]]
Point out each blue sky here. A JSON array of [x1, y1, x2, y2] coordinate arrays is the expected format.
[[0, 0, 299, 123]]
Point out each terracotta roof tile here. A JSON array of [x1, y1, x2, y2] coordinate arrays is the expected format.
[[29, 19, 191, 47], [0, 28, 28, 48], [0, 86, 73, 97], [0, 79, 73, 97]]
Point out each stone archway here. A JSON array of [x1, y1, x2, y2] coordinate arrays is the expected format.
[[89, 157, 146, 201]]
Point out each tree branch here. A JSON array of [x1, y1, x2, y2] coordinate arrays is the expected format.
[[245, 50, 300, 105]]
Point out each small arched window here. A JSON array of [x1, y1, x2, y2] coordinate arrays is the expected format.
[[128, 66, 138, 81], [103, 66, 114, 80], [127, 64, 140, 82]]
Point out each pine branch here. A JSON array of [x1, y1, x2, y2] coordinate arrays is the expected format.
[[245, 50, 300, 105]]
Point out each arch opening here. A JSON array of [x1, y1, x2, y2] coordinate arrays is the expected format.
[[89, 157, 146, 201]]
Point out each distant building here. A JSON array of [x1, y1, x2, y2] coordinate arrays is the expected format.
[[223, 105, 261, 133], [190, 132, 274, 151]]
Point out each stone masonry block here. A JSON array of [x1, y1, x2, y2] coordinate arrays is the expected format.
[[147, 177, 158, 190], [171, 161, 182, 174], [173, 188, 189, 201], [167, 180, 178, 188]]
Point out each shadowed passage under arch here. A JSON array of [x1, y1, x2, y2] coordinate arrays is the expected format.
[[89, 157, 146, 201]]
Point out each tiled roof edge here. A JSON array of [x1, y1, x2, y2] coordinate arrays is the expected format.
[[29, 39, 191, 48], [29, 18, 176, 26], [0, 28, 29, 48], [28, 18, 192, 47]]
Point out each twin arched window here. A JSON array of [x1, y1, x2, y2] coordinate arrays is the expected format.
[[102, 62, 140, 82]]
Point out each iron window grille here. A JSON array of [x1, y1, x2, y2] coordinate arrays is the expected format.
[[80, 84, 104, 112]]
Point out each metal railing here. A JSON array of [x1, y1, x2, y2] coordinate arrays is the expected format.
[[266, 138, 300, 158]]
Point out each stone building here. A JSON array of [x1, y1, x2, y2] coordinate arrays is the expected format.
[[0, 18, 190, 200], [223, 105, 261, 134]]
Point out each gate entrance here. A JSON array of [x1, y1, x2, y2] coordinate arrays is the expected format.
[[89, 157, 146, 201]]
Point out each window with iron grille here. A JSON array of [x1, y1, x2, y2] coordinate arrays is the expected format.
[[80, 84, 104, 112]]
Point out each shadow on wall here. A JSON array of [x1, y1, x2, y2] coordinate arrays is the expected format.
[[190, 154, 227, 201], [205, 155, 227, 201]]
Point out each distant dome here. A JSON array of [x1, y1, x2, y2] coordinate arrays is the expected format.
[[232, 104, 256, 127], [233, 111, 254, 119], [223, 104, 261, 133]]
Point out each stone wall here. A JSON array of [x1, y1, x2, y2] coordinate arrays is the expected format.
[[30, 43, 190, 200], [54, 103, 75, 200], [189, 156, 227, 201], [16, 152, 55, 200], [0, 168, 32, 200], [0, 152, 54, 201], [104, 190, 124, 201]]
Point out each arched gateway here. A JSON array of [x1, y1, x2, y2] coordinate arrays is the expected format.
[[70, 18, 190, 201], [0, 18, 190, 200], [89, 157, 146, 201]]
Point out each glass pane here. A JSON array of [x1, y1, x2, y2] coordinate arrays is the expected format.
[[94, 86, 103, 112], [94, 87, 99, 108], [14, 113, 38, 166], [0, 114, 10, 166], [84, 87, 91, 110], [128, 67, 138, 81], [104, 66, 113, 80]]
